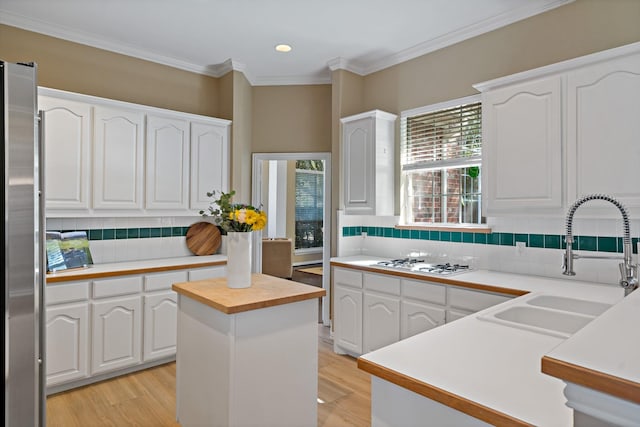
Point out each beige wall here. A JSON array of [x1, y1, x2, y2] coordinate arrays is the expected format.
[[362, 0, 640, 114], [252, 85, 332, 153], [0, 24, 221, 117]]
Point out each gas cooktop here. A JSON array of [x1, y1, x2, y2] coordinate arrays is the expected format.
[[375, 258, 472, 276]]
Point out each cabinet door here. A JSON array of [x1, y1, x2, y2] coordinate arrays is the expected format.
[[401, 300, 445, 339], [91, 295, 142, 375], [333, 285, 363, 355], [39, 96, 92, 211], [567, 53, 640, 212], [483, 76, 562, 213], [146, 115, 189, 210], [342, 116, 375, 214], [363, 292, 400, 353], [46, 303, 89, 386], [143, 291, 177, 361], [190, 121, 229, 210], [93, 106, 144, 210]]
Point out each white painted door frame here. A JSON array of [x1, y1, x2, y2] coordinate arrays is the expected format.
[[252, 152, 331, 325]]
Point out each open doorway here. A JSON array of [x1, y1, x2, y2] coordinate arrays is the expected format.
[[252, 153, 331, 325]]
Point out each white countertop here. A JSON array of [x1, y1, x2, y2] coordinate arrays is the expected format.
[[545, 287, 640, 392], [46, 254, 226, 282], [333, 255, 628, 426]]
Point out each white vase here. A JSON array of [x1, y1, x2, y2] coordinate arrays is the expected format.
[[226, 231, 252, 288]]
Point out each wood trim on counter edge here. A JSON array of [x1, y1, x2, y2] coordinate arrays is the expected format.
[[357, 358, 533, 427], [329, 261, 528, 297], [45, 260, 227, 283], [541, 356, 640, 405]]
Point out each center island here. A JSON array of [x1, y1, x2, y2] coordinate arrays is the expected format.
[[172, 273, 326, 427]]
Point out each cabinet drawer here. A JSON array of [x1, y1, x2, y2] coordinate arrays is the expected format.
[[46, 281, 90, 305], [448, 287, 511, 313], [188, 266, 225, 281], [92, 276, 142, 299], [364, 272, 400, 295], [144, 271, 187, 292], [333, 268, 363, 289], [402, 279, 446, 305]]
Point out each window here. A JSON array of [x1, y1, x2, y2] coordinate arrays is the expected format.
[[401, 95, 483, 225], [295, 160, 324, 250]]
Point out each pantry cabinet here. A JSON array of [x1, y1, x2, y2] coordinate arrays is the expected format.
[[39, 88, 231, 216], [341, 110, 396, 216], [476, 43, 640, 216], [39, 96, 92, 211]]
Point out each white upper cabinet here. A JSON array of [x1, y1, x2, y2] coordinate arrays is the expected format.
[[476, 41, 640, 216], [566, 52, 640, 214], [39, 96, 92, 211], [146, 115, 190, 210], [190, 120, 230, 210], [341, 110, 396, 216], [39, 88, 230, 216], [482, 76, 562, 214], [93, 106, 145, 210]]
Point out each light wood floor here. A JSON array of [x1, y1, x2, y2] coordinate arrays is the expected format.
[[46, 326, 371, 427]]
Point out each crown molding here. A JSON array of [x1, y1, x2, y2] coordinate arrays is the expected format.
[[331, 0, 574, 76], [2, 0, 574, 85]]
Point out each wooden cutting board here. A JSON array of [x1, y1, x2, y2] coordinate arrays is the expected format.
[[186, 222, 221, 256]]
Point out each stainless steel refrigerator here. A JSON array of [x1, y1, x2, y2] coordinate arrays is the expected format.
[[1, 60, 45, 427]]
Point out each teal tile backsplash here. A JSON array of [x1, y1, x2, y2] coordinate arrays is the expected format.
[[52, 226, 191, 241], [341, 226, 638, 254]]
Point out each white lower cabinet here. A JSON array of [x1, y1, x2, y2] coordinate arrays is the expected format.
[[401, 300, 446, 339], [363, 293, 400, 353], [46, 303, 90, 386], [333, 267, 363, 355], [401, 278, 446, 339], [142, 270, 186, 361], [45, 281, 90, 387], [91, 295, 142, 375], [143, 292, 177, 361], [363, 272, 400, 353], [332, 266, 514, 356]]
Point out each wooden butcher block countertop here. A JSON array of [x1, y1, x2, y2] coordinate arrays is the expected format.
[[172, 273, 326, 314]]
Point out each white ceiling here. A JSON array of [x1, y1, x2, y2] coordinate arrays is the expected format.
[[0, 0, 572, 86]]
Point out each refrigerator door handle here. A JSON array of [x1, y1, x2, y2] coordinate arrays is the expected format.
[[37, 109, 46, 426]]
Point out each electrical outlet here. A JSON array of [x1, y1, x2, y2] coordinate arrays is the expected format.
[[516, 241, 526, 255], [361, 231, 368, 238]]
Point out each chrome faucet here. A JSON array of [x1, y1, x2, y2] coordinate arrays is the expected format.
[[563, 194, 638, 295]]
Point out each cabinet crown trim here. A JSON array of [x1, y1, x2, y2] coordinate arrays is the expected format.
[[340, 109, 397, 123]]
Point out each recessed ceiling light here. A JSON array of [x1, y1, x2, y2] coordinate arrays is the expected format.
[[275, 44, 292, 53]]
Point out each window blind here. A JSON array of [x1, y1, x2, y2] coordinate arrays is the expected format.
[[401, 101, 482, 171]]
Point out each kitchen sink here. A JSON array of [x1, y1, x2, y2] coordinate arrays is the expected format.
[[477, 293, 613, 338], [492, 306, 593, 336], [525, 295, 611, 316]]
